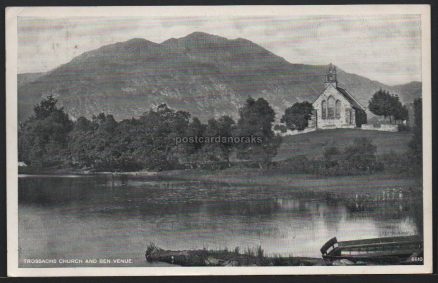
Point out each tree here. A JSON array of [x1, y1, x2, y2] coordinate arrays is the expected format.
[[281, 102, 314, 131], [206, 116, 236, 165], [368, 90, 393, 121], [33, 95, 60, 120], [69, 116, 95, 168], [369, 90, 408, 124], [138, 104, 191, 170], [76, 113, 122, 171], [18, 95, 73, 167], [355, 108, 367, 127], [75, 116, 93, 131], [391, 96, 409, 123], [408, 98, 422, 173], [183, 117, 206, 154], [234, 97, 281, 168], [236, 97, 276, 137]]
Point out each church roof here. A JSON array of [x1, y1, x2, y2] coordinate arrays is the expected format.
[[335, 87, 365, 111]]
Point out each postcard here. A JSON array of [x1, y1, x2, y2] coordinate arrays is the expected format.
[[5, 5, 432, 276]]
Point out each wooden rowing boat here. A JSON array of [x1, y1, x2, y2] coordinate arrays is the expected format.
[[320, 235, 423, 264]]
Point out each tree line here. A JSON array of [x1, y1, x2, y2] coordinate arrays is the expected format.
[[18, 96, 281, 171], [18, 92, 422, 176]]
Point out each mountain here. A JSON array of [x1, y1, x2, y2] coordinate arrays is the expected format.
[[17, 72, 45, 88], [17, 32, 422, 122], [392, 81, 422, 104]]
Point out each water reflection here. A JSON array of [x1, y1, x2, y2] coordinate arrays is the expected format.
[[18, 175, 420, 266]]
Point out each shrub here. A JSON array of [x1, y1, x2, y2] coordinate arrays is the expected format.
[[378, 151, 418, 175], [275, 155, 311, 173], [311, 138, 382, 176], [273, 124, 288, 133], [398, 124, 410, 132], [344, 138, 378, 171]]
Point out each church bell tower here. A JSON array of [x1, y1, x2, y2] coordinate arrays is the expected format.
[[324, 63, 337, 88]]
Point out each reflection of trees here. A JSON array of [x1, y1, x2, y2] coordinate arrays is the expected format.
[[411, 198, 423, 236], [342, 188, 420, 215], [20, 176, 424, 240], [344, 198, 418, 218], [20, 176, 287, 219], [207, 200, 281, 216], [19, 176, 106, 205], [342, 193, 422, 236], [317, 202, 345, 236]]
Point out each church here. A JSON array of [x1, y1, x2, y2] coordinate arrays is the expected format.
[[310, 64, 365, 129]]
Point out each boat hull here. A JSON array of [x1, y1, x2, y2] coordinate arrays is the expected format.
[[321, 235, 423, 265]]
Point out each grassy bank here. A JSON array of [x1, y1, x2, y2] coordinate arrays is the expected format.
[[275, 128, 413, 161], [146, 243, 325, 266]]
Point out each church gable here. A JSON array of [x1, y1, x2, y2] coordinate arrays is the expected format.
[[313, 85, 353, 120], [310, 64, 360, 129]]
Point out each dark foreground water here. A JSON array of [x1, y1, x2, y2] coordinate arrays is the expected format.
[[18, 174, 421, 267]]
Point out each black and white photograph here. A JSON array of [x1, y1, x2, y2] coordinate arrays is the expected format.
[[5, 5, 432, 276]]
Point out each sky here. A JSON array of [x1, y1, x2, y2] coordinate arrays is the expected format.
[[17, 14, 422, 86]]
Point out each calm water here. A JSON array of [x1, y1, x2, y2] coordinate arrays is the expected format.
[[18, 174, 420, 267]]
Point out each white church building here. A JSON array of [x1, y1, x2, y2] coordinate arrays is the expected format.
[[310, 64, 365, 129]]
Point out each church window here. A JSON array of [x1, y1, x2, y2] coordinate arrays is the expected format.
[[327, 96, 335, 119], [345, 108, 351, 124], [335, 100, 341, 119], [321, 100, 326, 119]]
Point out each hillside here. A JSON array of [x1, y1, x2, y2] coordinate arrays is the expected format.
[[274, 128, 413, 161], [17, 32, 422, 122], [392, 81, 423, 103], [17, 72, 45, 88]]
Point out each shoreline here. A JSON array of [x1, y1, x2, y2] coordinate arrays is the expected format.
[[18, 169, 158, 177], [156, 168, 421, 195], [19, 167, 421, 198], [145, 244, 326, 266]]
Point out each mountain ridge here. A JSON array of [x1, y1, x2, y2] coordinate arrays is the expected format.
[[17, 32, 422, 122]]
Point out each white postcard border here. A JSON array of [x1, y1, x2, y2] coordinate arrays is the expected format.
[[6, 5, 432, 276]]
